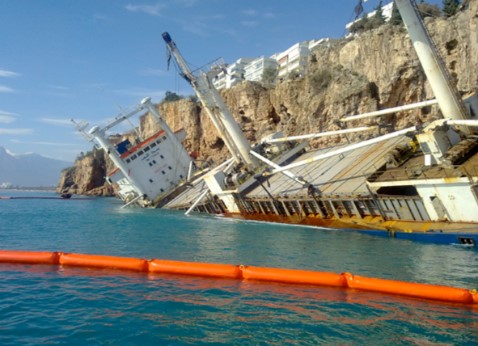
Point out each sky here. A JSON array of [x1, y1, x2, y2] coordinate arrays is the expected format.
[[0, 0, 443, 162]]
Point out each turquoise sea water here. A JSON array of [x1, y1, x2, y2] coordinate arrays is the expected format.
[[0, 190, 477, 345]]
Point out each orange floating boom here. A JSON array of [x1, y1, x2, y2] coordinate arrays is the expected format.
[[149, 259, 242, 279], [0, 249, 476, 305], [59, 253, 149, 272]]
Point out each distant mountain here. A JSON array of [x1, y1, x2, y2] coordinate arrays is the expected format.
[[0, 147, 72, 187]]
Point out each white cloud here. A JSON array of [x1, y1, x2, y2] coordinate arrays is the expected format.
[[0, 85, 15, 93], [0, 69, 20, 78], [10, 139, 77, 146], [0, 110, 18, 124], [241, 21, 258, 28], [0, 128, 33, 135], [93, 13, 111, 22], [241, 9, 275, 19], [0, 115, 16, 124], [174, 0, 197, 6], [140, 68, 168, 77], [50, 85, 70, 91], [242, 9, 257, 16], [112, 87, 166, 100], [125, 3, 165, 16], [39, 118, 75, 127]]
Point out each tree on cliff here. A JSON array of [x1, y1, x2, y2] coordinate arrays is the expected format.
[[349, 1, 386, 34], [163, 91, 183, 103], [443, 0, 461, 17], [262, 67, 278, 85], [390, 2, 403, 25], [417, 1, 441, 18], [372, 1, 386, 25]]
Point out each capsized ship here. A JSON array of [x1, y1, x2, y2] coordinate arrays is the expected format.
[[73, 97, 200, 208], [159, 0, 478, 245], [74, 0, 478, 245]]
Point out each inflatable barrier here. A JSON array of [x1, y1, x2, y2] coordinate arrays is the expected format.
[[241, 265, 347, 287], [59, 253, 148, 272], [149, 259, 241, 279], [0, 249, 476, 305]]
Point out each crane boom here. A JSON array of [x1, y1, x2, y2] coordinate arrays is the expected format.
[[162, 32, 256, 167], [394, 0, 469, 126]]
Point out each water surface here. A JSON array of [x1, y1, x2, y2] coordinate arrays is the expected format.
[[0, 191, 477, 344]]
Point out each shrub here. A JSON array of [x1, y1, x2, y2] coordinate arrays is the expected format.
[[310, 68, 332, 91]]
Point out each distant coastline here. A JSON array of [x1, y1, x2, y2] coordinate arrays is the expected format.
[[0, 186, 57, 192]]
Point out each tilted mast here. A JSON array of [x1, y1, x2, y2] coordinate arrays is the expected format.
[[394, 0, 469, 125], [162, 32, 257, 167]]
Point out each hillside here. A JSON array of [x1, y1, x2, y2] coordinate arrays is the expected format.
[[58, 2, 478, 196]]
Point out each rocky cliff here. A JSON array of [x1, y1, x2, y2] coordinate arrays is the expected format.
[[58, 2, 478, 196]]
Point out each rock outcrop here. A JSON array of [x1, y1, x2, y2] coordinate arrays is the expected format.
[[57, 3, 478, 196]]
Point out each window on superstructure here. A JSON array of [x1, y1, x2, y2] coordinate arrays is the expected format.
[[168, 166, 172, 170], [131, 154, 137, 160], [144, 146, 150, 152], [161, 170, 165, 175], [149, 179, 153, 183], [160, 155, 164, 159], [137, 150, 144, 156], [126, 159, 131, 163], [162, 136, 166, 140], [151, 142, 157, 148]]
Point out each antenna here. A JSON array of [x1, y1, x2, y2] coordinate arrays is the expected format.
[[71, 118, 93, 141]]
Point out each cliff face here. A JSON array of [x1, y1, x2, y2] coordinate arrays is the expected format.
[[58, 3, 478, 196], [57, 148, 114, 196]]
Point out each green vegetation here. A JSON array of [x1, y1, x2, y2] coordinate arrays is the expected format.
[[310, 68, 333, 92], [390, 2, 403, 25], [443, 0, 461, 17], [417, 1, 441, 18], [350, 0, 461, 33], [163, 91, 184, 103], [262, 67, 278, 85]]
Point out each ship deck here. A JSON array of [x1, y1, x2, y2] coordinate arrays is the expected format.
[[165, 135, 412, 209], [245, 135, 411, 199]]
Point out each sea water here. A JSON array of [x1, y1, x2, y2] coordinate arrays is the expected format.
[[0, 190, 477, 345]]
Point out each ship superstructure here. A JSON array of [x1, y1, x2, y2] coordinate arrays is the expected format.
[[73, 97, 194, 207]]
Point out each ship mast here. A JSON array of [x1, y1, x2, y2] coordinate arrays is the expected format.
[[394, 0, 470, 127], [162, 32, 257, 167]]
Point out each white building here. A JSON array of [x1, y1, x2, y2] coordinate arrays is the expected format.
[[345, 2, 394, 31], [212, 58, 255, 90], [274, 41, 313, 78], [244, 56, 278, 83], [211, 38, 329, 89]]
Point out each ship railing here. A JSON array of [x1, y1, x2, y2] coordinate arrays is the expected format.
[[367, 164, 478, 182], [237, 193, 427, 222]]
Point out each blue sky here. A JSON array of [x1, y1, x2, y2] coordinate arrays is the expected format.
[[0, 0, 441, 162]]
